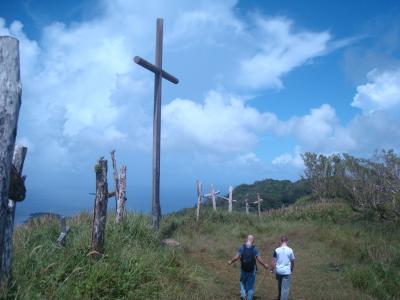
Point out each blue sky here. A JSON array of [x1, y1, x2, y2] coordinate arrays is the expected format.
[[1, 0, 400, 221]]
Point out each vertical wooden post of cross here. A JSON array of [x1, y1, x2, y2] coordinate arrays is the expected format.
[[228, 186, 233, 213], [211, 184, 217, 211], [0, 36, 22, 287], [91, 158, 108, 257], [134, 19, 179, 229], [256, 193, 263, 218], [196, 180, 202, 222]]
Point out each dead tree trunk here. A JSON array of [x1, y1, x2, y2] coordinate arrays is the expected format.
[[245, 199, 249, 214], [196, 180, 202, 222], [0, 36, 22, 286], [228, 186, 233, 213], [116, 165, 127, 224], [91, 159, 108, 256], [110, 150, 119, 212], [2, 145, 27, 282], [211, 184, 217, 211]]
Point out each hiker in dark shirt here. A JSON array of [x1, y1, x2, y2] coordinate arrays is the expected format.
[[228, 235, 269, 300]]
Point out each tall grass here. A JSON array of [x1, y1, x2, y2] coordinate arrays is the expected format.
[[3, 213, 214, 299], [2, 201, 399, 299]]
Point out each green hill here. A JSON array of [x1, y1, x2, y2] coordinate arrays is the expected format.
[[218, 178, 311, 211], [2, 200, 399, 299]]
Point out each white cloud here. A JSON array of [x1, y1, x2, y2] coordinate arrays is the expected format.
[[238, 17, 331, 89], [233, 152, 261, 166], [352, 68, 400, 113], [162, 90, 278, 152], [277, 104, 355, 153], [272, 146, 303, 168]]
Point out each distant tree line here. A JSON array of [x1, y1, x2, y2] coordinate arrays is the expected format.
[[225, 179, 311, 212], [302, 150, 400, 221]]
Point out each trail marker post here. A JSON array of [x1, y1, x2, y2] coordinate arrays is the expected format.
[[133, 18, 179, 229]]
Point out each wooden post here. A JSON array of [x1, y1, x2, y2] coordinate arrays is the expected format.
[[110, 150, 120, 212], [196, 180, 202, 222], [245, 198, 249, 215], [133, 19, 179, 230], [151, 19, 163, 229], [228, 186, 233, 213], [0, 36, 22, 285], [91, 159, 108, 255], [256, 193, 263, 218], [2, 145, 27, 282], [211, 184, 217, 211], [56, 216, 70, 247], [116, 165, 127, 224]]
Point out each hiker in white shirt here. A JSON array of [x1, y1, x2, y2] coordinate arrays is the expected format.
[[270, 236, 295, 300]]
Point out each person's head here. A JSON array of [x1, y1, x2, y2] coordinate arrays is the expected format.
[[246, 235, 255, 246], [280, 236, 289, 245]]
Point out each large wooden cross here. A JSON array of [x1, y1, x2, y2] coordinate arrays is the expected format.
[[133, 18, 179, 229]]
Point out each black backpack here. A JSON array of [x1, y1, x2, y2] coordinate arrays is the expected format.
[[240, 245, 256, 272]]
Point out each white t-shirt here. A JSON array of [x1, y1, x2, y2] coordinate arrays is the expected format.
[[273, 245, 295, 275]]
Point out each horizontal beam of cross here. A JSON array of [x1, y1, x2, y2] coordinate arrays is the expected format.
[[217, 195, 237, 202], [134, 56, 179, 84], [203, 191, 220, 198]]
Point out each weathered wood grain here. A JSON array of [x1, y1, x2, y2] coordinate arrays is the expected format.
[[133, 19, 179, 229], [57, 216, 70, 247], [228, 186, 233, 213], [211, 184, 217, 211], [0, 36, 22, 286], [116, 165, 126, 224], [91, 159, 108, 256], [2, 145, 27, 283], [110, 150, 119, 212]]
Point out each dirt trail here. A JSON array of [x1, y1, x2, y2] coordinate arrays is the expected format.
[[184, 226, 373, 300]]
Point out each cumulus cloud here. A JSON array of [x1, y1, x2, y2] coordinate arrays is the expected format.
[[162, 90, 278, 152], [272, 146, 303, 168], [272, 67, 400, 158], [352, 68, 400, 113], [276, 104, 355, 153], [238, 17, 331, 89]]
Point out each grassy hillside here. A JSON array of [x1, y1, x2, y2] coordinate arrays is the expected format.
[[2, 201, 399, 299]]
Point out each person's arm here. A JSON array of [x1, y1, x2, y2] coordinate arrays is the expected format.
[[290, 250, 295, 273], [228, 254, 240, 265], [290, 259, 295, 273], [270, 250, 277, 273], [256, 256, 269, 270]]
